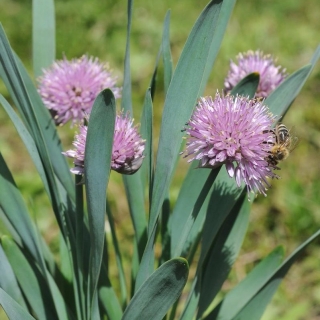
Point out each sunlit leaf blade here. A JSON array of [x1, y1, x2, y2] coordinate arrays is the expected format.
[[230, 72, 260, 98], [0, 95, 50, 197], [230, 229, 320, 320], [265, 65, 311, 120], [121, 0, 133, 114], [123, 258, 189, 320], [140, 88, 153, 203], [32, 0, 55, 77], [0, 288, 35, 320], [162, 10, 173, 93], [266, 46, 320, 120], [1, 236, 58, 319], [0, 154, 44, 269], [205, 246, 284, 320], [85, 89, 116, 308], [99, 286, 123, 320], [0, 245, 27, 309], [150, 0, 236, 236], [171, 166, 220, 258], [197, 195, 250, 318]]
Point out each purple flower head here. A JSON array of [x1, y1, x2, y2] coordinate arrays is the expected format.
[[63, 112, 145, 175], [224, 50, 287, 98], [183, 92, 278, 195], [38, 55, 122, 125]]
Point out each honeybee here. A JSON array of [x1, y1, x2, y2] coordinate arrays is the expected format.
[[266, 123, 298, 167]]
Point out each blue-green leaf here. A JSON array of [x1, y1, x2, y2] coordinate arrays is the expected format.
[[171, 166, 220, 258], [123, 258, 189, 320], [162, 10, 173, 94], [1, 236, 57, 320], [0, 288, 35, 320], [0, 245, 27, 310], [32, 0, 55, 77], [230, 72, 260, 98], [230, 230, 320, 320], [85, 89, 116, 308], [205, 246, 284, 320], [150, 0, 236, 237], [0, 154, 44, 271], [197, 195, 250, 317]]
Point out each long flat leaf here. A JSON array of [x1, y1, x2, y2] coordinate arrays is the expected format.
[[0, 245, 27, 310], [150, 0, 235, 236], [0, 94, 50, 197], [85, 89, 116, 309], [123, 258, 189, 320], [171, 166, 220, 258], [197, 195, 250, 317], [231, 229, 320, 320], [266, 45, 320, 120], [32, 0, 55, 77], [205, 246, 284, 320], [0, 288, 35, 320], [1, 236, 57, 320], [230, 72, 260, 98], [162, 10, 173, 94], [0, 154, 44, 271]]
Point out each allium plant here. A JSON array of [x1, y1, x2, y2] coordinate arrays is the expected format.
[[63, 112, 145, 175], [0, 1, 319, 320], [183, 92, 277, 195], [38, 55, 121, 125], [224, 50, 287, 98]]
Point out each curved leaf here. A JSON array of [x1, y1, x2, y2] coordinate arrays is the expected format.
[[205, 246, 284, 320], [85, 89, 116, 308], [230, 72, 260, 98], [123, 258, 189, 320], [0, 288, 35, 320], [1, 236, 58, 320]]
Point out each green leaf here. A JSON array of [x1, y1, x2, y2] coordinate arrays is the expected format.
[[85, 89, 116, 308], [162, 10, 173, 94], [123, 258, 189, 320], [15, 53, 75, 202], [106, 201, 127, 305], [230, 72, 260, 98], [0, 245, 27, 310], [150, 0, 236, 237], [231, 229, 320, 320], [179, 169, 244, 320], [0, 94, 50, 197], [140, 88, 154, 204], [99, 285, 123, 320], [197, 195, 250, 317], [121, 0, 133, 114], [265, 45, 320, 120], [0, 25, 75, 234], [1, 236, 58, 320], [171, 166, 220, 258], [0, 154, 44, 270], [0, 288, 35, 320], [32, 0, 55, 77], [205, 246, 284, 320]]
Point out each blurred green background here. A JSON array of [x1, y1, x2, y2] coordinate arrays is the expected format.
[[0, 0, 320, 319]]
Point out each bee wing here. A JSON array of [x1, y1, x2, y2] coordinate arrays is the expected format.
[[289, 136, 299, 152]]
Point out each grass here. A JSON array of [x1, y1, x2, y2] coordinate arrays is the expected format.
[[1, 0, 320, 319]]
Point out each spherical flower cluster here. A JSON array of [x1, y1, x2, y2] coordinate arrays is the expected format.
[[224, 50, 286, 98], [38, 55, 122, 125], [183, 92, 278, 195], [63, 112, 145, 175]]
